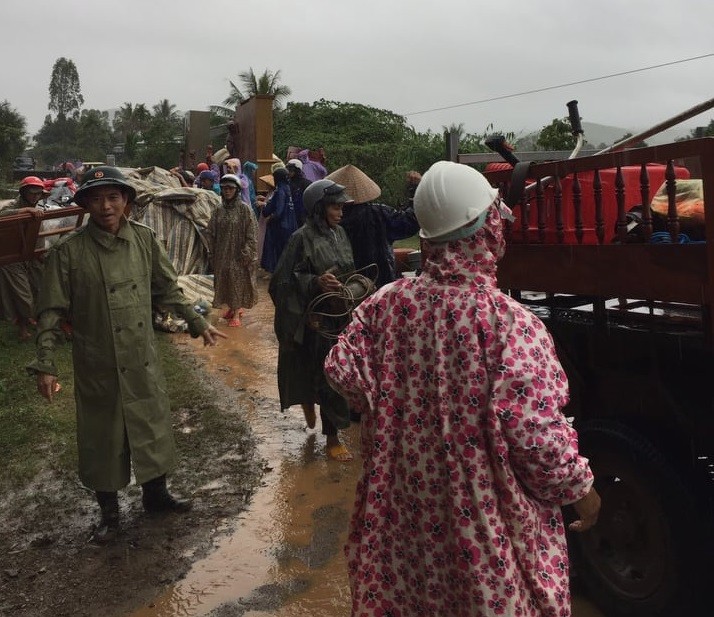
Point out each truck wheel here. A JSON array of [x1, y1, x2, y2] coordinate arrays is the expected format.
[[569, 421, 703, 616]]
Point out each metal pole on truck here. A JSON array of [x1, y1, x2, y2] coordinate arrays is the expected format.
[[597, 96, 714, 154]]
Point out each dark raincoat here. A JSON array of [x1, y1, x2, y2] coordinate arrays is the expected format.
[[289, 174, 311, 226], [260, 181, 297, 273], [268, 216, 354, 433], [29, 219, 208, 491], [340, 202, 419, 288]]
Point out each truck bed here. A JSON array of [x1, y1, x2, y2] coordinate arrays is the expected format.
[[468, 138, 714, 342]]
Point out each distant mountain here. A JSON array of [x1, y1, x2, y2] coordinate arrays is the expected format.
[[581, 121, 691, 148], [581, 122, 629, 148], [514, 121, 693, 152]]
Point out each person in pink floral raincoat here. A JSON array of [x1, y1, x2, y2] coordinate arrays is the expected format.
[[325, 161, 601, 617]]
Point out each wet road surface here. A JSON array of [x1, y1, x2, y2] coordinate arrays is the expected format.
[[130, 279, 605, 617]]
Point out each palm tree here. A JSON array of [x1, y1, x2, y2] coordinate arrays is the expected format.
[[152, 99, 179, 122], [442, 122, 466, 139], [133, 103, 151, 131], [113, 102, 135, 138], [216, 68, 292, 116], [113, 102, 152, 139]]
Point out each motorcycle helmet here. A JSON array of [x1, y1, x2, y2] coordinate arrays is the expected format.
[[19, 176, 45, 191], [219, 173, 241, 187], [302, 179, 351, 217]]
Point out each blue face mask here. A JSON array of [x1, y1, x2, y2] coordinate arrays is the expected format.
[[429, 199, 515, 243], [430, 209, 490, 243]]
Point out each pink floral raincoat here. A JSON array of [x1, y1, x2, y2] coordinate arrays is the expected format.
[[325, 206, 594, 617]]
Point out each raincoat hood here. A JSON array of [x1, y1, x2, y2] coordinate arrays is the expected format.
[[243, 161, 258, 176], [421, 203, 506, 286]]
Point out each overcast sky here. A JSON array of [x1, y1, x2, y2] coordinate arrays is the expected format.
[[2, 0, 713, 141]]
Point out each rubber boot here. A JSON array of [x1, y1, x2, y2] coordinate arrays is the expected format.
[[141, 475, 192, 514], [92, 491, 120, 543]]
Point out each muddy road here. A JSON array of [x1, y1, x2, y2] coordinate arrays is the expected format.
[[0, 278, 605, 617], [128, 280, 606, 617]]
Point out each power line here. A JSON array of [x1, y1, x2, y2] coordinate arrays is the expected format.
[[405, 52, 714, 116]]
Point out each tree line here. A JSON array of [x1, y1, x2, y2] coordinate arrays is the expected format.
[[2, 57, 713, 204]]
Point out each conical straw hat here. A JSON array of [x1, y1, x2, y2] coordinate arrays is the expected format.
[[326, 164, 381, 204], [259, 174, 275, 189]]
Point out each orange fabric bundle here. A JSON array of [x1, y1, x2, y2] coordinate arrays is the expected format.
[[650, 179, 705, 223]]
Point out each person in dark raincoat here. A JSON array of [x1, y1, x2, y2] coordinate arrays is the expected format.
[[268, 178, 355, 461], [28, 166, 226, 541], [326, 164, 420, 288], [286, 158, 311, 226], [260, 167, 298, 273]]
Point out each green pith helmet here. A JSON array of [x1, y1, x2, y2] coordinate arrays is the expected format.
[[74, 166, 137, 207]]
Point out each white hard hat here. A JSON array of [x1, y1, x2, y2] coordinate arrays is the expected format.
[[414, 161, 499, 240]]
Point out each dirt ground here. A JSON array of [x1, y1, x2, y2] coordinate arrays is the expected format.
[[0, 277, 607, 617], [0, 347, 264, 617]]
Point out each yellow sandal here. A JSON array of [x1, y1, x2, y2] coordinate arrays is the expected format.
[[327, 444, 353, 462]]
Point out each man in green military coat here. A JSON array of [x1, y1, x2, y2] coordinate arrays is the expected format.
[[28, 166, 226, 540]]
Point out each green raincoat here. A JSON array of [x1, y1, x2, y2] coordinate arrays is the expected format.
[[268, 219, 354, 432], [28, 219, 208, 491]]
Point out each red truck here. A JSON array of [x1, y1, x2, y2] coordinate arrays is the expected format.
[[450, 134, 714, 616]]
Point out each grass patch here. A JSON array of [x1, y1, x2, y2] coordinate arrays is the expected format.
[[0, 323, 237, 493], [393, 234, 420, 250], [0, 322, 76, 489]]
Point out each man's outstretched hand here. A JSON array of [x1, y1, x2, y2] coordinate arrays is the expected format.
[[201, 325, 228, 346], [36, 372, 58, 403]]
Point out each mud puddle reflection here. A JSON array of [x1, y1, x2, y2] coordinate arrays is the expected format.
[[130, 282, 604, 617]]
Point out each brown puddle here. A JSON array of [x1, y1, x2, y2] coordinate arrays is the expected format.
[[129, 279, 605, 617]]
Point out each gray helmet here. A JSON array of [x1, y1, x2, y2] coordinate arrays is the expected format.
[[302, 179, 351, 217], [74, 166, 136, 207]]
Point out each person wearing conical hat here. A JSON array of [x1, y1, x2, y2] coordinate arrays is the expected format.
[[325, 165, 420, 288]]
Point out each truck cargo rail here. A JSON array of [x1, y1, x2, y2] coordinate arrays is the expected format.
[[0, 205, 86, 267], [454, 138, 714, 343]]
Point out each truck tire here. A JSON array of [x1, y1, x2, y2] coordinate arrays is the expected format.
[[568, 420, 704, 616]]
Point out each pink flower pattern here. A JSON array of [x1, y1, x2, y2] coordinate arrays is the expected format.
[[325, 207, 594, 617]]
